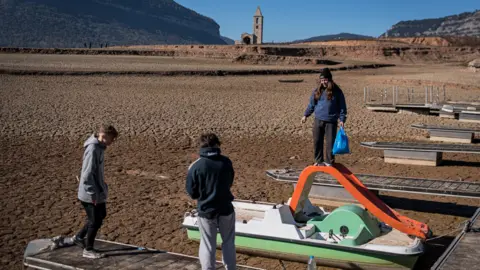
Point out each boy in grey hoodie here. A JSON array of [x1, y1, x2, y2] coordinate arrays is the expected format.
[[70, 125, 118, 259]]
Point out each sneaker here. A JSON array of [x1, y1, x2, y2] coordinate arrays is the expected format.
[[50, 236, 74, 250], [323, 162, 332, 167], [313, 162, 323, 166], [72, 236, 85, 249], [83, 249, 105, 259]]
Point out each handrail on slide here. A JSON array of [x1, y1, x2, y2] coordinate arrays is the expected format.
[[289, 164, 431, 240]]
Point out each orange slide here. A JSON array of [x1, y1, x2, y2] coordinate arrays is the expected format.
[[289, 164, 431, 240]]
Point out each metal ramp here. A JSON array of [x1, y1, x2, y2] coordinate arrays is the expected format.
[[266, 169, 480, 199]]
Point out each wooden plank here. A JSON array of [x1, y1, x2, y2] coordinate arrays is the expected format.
[[384, 149, 441, 160], [429, 136, 473, 143], [384, 157, 439, 166]]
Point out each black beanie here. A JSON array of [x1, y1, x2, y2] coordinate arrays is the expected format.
[[319, 68, 332, 79]]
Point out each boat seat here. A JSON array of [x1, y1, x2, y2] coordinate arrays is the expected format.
[[298, 223, 316, 238]]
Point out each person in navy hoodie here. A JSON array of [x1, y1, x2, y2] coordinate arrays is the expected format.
[[301, 68, 347, 166], [186, 133, 236, 270]]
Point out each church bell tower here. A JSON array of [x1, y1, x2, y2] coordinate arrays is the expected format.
[[253, 6, 263, 44]]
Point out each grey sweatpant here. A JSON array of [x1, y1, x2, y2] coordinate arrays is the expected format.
[[198, 212, 236, 270]]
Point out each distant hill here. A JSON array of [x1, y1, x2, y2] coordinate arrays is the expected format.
[[0, 0, 228, 48], [381, 10, 480, 37], [292, 33, 374, 43], [221, 36, 235, 45]]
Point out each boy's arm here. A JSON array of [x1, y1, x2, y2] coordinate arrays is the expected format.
[[186, 166, 200, 199], [81, 147, 99, 203]]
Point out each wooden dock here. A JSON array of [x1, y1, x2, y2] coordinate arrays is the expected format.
[[411, 124, 479, 143], [430, 208, 480, 270], [360, 141, 480, 166], [24, 238, 263, 270], [459, 111, 480, 123]]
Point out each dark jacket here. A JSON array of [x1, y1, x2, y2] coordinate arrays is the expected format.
[[186, 147, 235, 219], [304, 84, 347, 123]]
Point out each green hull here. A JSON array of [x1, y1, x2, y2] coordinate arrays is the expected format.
[[186, 229, 419, 269]]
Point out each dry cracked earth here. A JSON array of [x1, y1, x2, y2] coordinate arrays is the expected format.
[[1, 55, 480, 270]]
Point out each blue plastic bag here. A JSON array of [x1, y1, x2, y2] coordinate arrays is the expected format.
[[332, 127, 350, 155]]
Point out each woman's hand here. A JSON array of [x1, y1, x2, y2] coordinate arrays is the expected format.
[[301, 116, 307, 124], [339, 122, 344, 128]]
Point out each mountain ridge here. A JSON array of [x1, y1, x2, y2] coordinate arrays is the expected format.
[[381, 10, 480, 37], [0, 0, 228, 47]]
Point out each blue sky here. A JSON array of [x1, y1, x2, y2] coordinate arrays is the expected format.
[[175, 0, 479, 42]]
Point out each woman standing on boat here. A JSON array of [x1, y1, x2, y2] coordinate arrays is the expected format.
[[301, 68, 347, 166]]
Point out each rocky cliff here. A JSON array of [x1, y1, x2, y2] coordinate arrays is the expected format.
[[0, 0, 227, 47], [382, 10, 480, 37]]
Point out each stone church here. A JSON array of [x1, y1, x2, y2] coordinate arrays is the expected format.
[[235, 7, 264, 45]]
